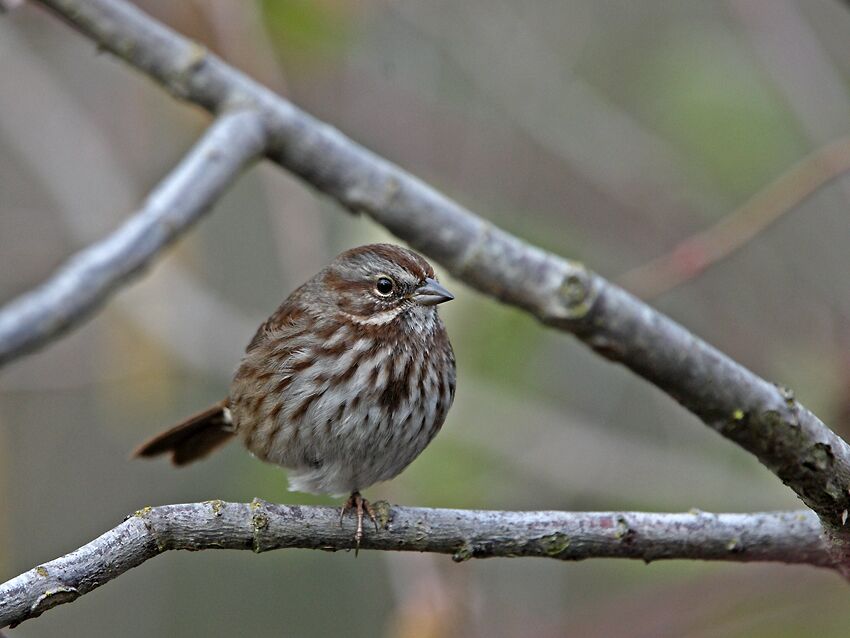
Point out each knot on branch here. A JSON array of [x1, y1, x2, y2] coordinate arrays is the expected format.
[[558, 268, 596, 320], [452, 541, 476, 562], [250, 498, 272, 553], [165, 42, 209, 99], [537, 532, 572, 558], [130, 505, 167, 552], [344, 176, 401, 217], [614, 515, 637, 545], [29, 586, 79, 619]]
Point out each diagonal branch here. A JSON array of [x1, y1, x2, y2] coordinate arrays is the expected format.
[[17, 0, 850, 549], [0, 108, 266, 366], [0, 502, 832, 628]]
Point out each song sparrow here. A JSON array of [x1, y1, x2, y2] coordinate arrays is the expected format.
[[135, 244, 456, 546]]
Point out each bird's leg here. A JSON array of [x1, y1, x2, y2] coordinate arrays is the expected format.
[[340, 491, 378, 553]]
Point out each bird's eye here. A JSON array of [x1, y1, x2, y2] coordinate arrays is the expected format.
[[375, 276, 395, 296]]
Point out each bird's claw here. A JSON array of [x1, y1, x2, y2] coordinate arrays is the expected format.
[[340, 491, 378, 555]]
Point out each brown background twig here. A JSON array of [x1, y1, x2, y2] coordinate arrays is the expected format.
[[618, 136, 850, 299]]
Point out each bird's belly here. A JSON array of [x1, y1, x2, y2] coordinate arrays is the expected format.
[[234, 363, 448, 495], [230, 324, 455, 494]]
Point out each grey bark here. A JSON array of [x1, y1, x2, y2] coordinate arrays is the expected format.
[[0, 502, 831, 628], [0, 108, 265, 366]]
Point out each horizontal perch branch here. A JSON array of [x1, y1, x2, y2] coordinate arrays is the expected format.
[[0, 108, 265, 366], [18, 0, 850, 544], [0, 502, 831, 628]]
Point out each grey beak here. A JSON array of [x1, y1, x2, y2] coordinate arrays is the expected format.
[[413, 277, 454, 306]]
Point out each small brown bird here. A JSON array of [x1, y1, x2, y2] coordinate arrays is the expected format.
[[135, 244, 456, 545]]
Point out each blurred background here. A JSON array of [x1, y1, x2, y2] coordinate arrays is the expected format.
[[4, 0, 850, 636]]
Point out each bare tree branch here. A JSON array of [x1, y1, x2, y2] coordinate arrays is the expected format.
[[15, 0, 850, 550], [0, 502, 831, 628], [0, 108, 265, 366]]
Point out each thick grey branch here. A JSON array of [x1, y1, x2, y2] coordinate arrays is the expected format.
[[20, 0, 850, 543], [0, 108, 265, 366], [0, 502, 831, 628]]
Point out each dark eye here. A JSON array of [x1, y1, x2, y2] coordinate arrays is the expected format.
[[375, 276, 394, 296]]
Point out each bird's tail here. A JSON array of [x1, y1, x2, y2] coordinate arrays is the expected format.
[[133, 401, 236, 466]]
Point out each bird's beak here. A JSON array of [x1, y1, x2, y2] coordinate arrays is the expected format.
[[413, 277, 454, 306]]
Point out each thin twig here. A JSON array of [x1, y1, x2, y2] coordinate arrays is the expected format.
[[618, 136, 850, 299], [0, 108, 265, 366], [0, 502, 831, 628], [20, 0, 850, 545]]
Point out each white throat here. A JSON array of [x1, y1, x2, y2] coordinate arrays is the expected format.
[[344, 306, 406, 326]]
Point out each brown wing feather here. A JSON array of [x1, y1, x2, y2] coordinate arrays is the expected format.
[[135, 282, 313, 466], [245, 284, 310, 351], [133, 401, 234, 466]]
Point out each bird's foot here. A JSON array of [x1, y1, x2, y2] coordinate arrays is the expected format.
[[339, 491, 378, 555]]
